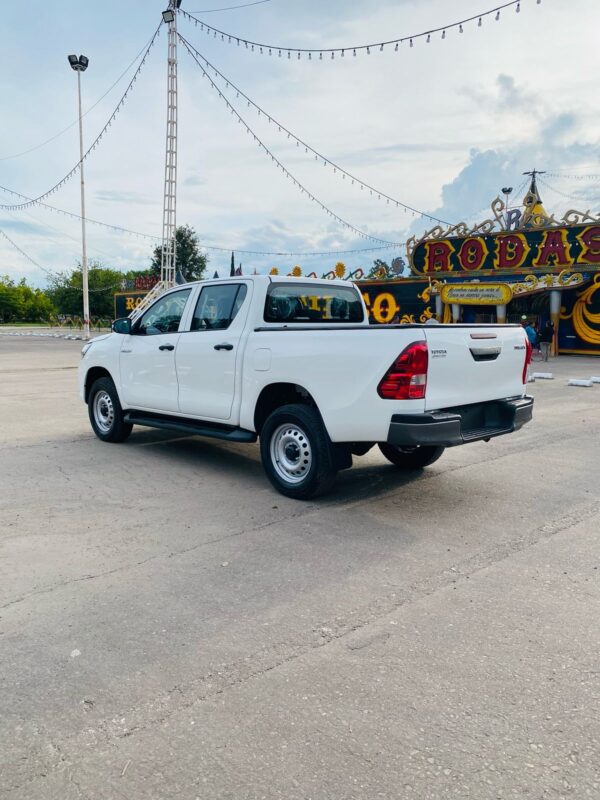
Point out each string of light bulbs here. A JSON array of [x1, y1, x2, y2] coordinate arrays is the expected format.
[[545, 171, 600, 181], [0, 23, 162, 212], [0, 227, 139, 293], [538, 177, 600, 207], [0, 27, 162, 163], [179, 0, 539, 60], [0, 183, 404, 257], [178, 33, 451, 226], [181, 39, 402, 246]]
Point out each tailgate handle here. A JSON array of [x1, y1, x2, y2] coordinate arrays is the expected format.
[[470, 346, 501, 361]]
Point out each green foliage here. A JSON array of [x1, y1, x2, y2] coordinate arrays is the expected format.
[[45, 262, 130, 319], [0, 276, 55, 323], [150, 225, 208, 281]]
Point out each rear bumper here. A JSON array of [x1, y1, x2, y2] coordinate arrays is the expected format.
[[387, 396, 534, 448]]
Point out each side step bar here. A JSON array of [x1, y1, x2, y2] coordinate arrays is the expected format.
[[123, 411, 257, 443]]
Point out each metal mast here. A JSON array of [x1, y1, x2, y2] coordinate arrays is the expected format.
[[161, 1, 179, 286]]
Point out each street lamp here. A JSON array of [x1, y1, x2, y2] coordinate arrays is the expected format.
[[501, 186, 513, 227], [68, 53, 90, 340]]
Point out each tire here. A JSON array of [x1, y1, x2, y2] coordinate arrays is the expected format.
[[260, 404, 337, 499], [88, 377, 133, 443], [378, 443, 445, 469]]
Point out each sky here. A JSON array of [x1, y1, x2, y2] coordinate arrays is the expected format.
[[0, 0, 599, 286]]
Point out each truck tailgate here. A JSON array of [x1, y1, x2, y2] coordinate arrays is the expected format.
[[423, 325, 527, 411]]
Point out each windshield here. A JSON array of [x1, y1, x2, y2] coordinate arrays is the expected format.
[[264, 283, 364, 324]]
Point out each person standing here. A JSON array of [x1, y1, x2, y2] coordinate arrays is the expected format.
[[539, 320, 555, 361], [524, 320, 537, 348]]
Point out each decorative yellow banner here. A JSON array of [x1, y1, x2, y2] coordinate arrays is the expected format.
[[440, 283, 513, 305]]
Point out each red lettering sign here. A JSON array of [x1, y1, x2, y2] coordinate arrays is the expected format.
[[533, 229, 572, 268], [424, 240, 454, 272], [494, 234, 528, 270], [457, 238, 487, 271], [577, 225, 600, 264]]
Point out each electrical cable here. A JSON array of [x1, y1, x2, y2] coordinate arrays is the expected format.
[[179, 33, 451, 225], [0, 23, 162, 212], [180, 0, 536, 59], [0, 27, 162, 162]]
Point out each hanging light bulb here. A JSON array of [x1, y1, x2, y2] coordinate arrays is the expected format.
[[353, 48, 357, 56], [516, 2, 520, 10], [278, 49, 281, 57], [319, 52, 323, 59], [268, 48, 271, 55], [394, 42, 399, 51], [442, 29, 446, 39], [308, 52, 312, 59], [459, 23, 463, 33], [478, 17, 482, 26], [380, 43, 384, 51], [367, 46, 371, 54], [410, 38, 413, 47], [495, 10, 500, 20], [426, 34, 431, 43], [341, 49, 345, 57], [297, 52, 301, 59]]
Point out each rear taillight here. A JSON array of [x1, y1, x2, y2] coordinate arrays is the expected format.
[[523, 337, 532, 384], [522, 336, 533, 384], [378, 341, 429, 400]]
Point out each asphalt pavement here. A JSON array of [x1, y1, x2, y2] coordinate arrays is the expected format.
[[1, 335, 599, 799]]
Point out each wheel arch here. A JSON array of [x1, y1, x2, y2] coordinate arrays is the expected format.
[[84, 366, 115, 403], [253, 382, 319, 435]]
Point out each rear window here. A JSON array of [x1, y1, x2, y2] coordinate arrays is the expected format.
[[264, 283, 364, 324]]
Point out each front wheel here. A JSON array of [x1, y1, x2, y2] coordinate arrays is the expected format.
[[260, 404, 337, 499], [378, 443, 444, 469], [88, 377, 132, 443]]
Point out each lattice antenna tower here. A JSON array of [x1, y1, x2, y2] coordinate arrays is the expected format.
[[161, 1, 180, 285]]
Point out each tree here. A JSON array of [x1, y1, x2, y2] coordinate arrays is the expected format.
[[0, 276, 55, 323], [46, 263, 128, 319], [150, 225, 208, 281]]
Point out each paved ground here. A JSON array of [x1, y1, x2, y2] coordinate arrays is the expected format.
[[1, 336, 599, 800]]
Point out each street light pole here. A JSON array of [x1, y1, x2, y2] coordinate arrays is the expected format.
[[68, 54, 90, 340]]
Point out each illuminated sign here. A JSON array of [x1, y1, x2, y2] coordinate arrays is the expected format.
[[410, 224, 600, 275], [440, 283, 512, 305]]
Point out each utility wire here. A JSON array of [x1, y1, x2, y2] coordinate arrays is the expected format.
[[179, 33, 451, 225], [181, 37, 400, 245], [0, 27, 161, 162], [0, 23, 162, 212], [180, 0, 535, 58]]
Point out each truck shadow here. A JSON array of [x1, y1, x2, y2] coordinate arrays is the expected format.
[[124, 429, 428, 505]]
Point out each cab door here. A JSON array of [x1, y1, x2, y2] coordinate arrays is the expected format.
[[119, 288, 192, 412], [176, 282, 251, 421]]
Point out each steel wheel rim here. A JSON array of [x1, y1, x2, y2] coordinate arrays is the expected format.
[[93, 390, 114, 433], [270, 423, 312, 485]]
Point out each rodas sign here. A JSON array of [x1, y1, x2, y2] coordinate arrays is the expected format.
[[410, 224, 600, 275]]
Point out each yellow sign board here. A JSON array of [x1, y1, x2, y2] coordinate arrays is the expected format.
[[440, 283, 512, 305]]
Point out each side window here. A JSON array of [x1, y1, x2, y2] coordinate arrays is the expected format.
[[136, 289, 191, 335], [191, 284, 247, 331]]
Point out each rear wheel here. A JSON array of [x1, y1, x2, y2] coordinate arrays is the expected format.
[[88, 377, 132, 443], [260, 404, 337, 499], [378, 443, 444, 469]]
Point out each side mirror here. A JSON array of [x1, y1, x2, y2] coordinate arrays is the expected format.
[[112, 317, 132, 335]]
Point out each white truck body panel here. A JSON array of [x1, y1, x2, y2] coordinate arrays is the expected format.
[[79, 275, 531, 445]]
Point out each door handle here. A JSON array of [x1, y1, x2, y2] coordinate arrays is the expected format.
[[159, 344, 175, 351], [214, 343, 234, 351]]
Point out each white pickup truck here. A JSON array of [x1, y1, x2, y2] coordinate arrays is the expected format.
[[79, 276, 533, 498]]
